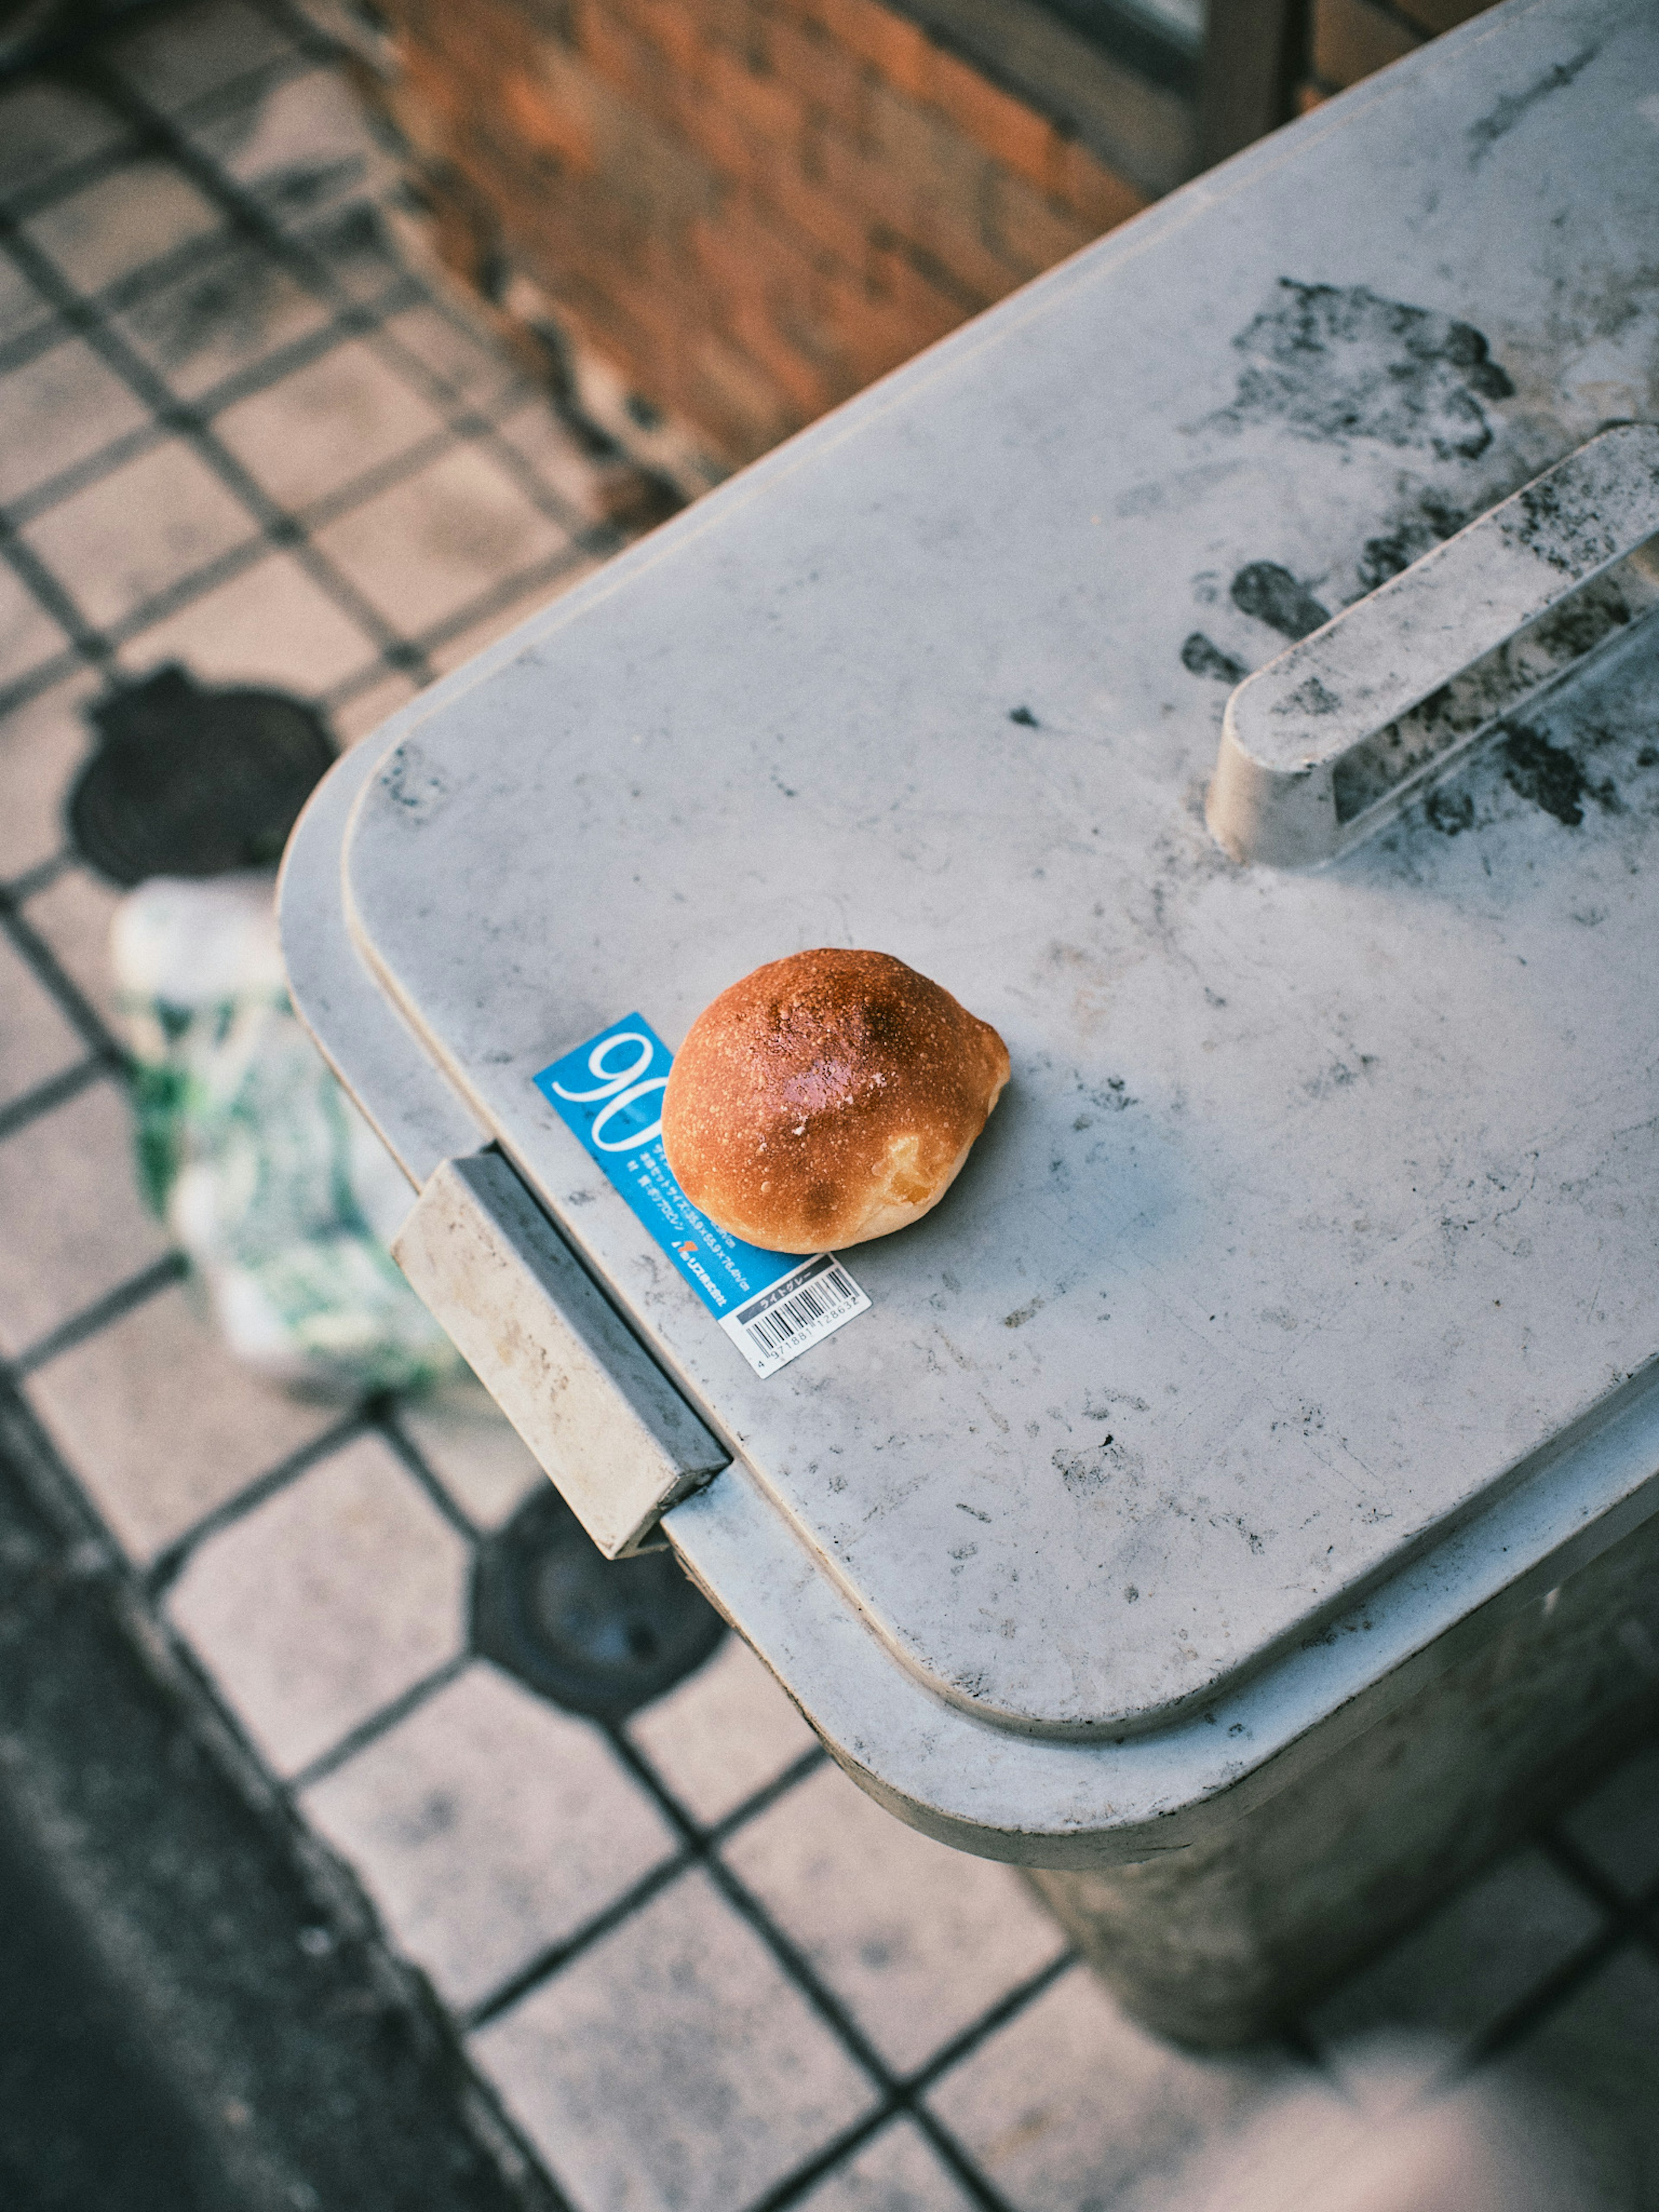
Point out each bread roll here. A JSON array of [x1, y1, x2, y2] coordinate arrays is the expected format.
[[662, 949, 1009, 1252]]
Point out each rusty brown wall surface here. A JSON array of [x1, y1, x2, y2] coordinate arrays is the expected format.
[[353, 0, 1148, 462], [351, 0, 1504, 467]]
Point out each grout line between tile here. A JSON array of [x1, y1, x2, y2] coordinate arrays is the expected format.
[[3, 416, 171, 533], [744, 1952, 1076, 2212], [86, 215, 242, 319], [10, 1248, 188, 1377], [357, 318, 617, 550], [1456, 1792, 1659, 2069], [704, 1743, 831, 1842], [464, 1848, 702, 2033], [100, 526, 292, 639], [1536, 1810, 1659, 1976], [95, 37, 323, 147], [145, 1405, 371, 1595], [287, 422, 463, 532], [0, 1052, 109, 1145], [0, 305, 89, 384], [463, 1743, 830, 2032], [0, 222, 411, 409], [288, 1648, 474, 1792], [1462, 1919, 1630, 2070], [321, 650, 408, 711], [66, 53, 631, 560], [0, 513, 116, 678], [0, 195, 431, 681], [0, 133, 143, 232], [1541, 1820, 1650, 1919], [608, 1726, 1021, 2212], [375, 1401, 488, 1542], [902, 1949, 1079, 2095], [183, 272, 424, 413], [0, 641, 89, 722], [0, 849, 71, 905], [0, 880, 129, 1060]]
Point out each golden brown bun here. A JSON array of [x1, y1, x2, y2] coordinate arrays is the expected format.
[[661, 949, 1010, 1252]]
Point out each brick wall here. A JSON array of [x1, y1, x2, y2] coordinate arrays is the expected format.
[[340, 0, 1504, 470], [347, 0, 1147, 464]]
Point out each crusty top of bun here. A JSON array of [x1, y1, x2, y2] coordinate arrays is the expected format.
[[661, 949, 1010, 1252]]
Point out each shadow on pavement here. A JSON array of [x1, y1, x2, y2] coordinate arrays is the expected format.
[[0, 1376, 557, 2212]]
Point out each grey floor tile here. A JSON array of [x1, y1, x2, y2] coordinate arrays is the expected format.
[[107, 0, 299, 116], [24, 1279, 336, 1563], [301, 1659, 678, 2012], [213, 337, 451, 512], [21, 439, 258, 632], [0, 930, 85, 1107], [23, 158, 226, 299], [311, 443, 567, 636], [0, 556, 70, 693], [1307, 1846, 1607, 2085], [1485, 1947, 1659, 2212], [0, 79, 131, 206], [166, 1431, 472, 1777], [394, 1381, 545, 1532], [1558, 1741, 1659, 1901], [380, 302, 532, 416], [0, 672, 96, 882], [626, 1628, 820, 1827], [19, 864, 125, 1034], [0, 254, 51, 350], [927, 1962, 1302, 2212], [796, 2118, 979, 2212], [0, 1077, 170, 1358], [332, 668, 419, 746], [0, 335, 153, 509], [470, 1866, 877, 2212], [725, 1761, 1068, 2076], [109, 233, 333, 400], [117, 548, 379, 696]]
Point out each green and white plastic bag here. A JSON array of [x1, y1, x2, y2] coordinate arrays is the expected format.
[[112, 871, 461, 1396]]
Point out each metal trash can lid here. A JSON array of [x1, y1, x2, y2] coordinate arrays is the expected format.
[[289, 0, 1659, 1850]]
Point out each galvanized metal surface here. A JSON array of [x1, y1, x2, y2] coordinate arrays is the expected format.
[[1209, 423, 1659, 865], [286, 0, 1659, 1857], [1027, 1504, 1659, 2041], [392, 1154, 730, 1557], [663, 1302, 1659, 1863]]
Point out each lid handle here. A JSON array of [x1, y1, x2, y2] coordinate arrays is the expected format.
[[1207, 422, 1659, 867], [392, 1151, 730, 1557]]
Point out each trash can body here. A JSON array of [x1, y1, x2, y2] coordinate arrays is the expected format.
[[1027, 1510, 1659, 2042], [282, 0, 1659, 2041]]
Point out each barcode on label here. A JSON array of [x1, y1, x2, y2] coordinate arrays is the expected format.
[[720, 1254, 871, 1377]]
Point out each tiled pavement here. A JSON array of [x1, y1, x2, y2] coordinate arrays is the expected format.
[[2, 6, 1659, 2208]]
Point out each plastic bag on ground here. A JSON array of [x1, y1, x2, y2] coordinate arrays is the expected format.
[[111, 871, 461, 1397]]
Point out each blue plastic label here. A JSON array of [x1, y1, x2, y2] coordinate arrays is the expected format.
[[533, 1014, 869, 1376]]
